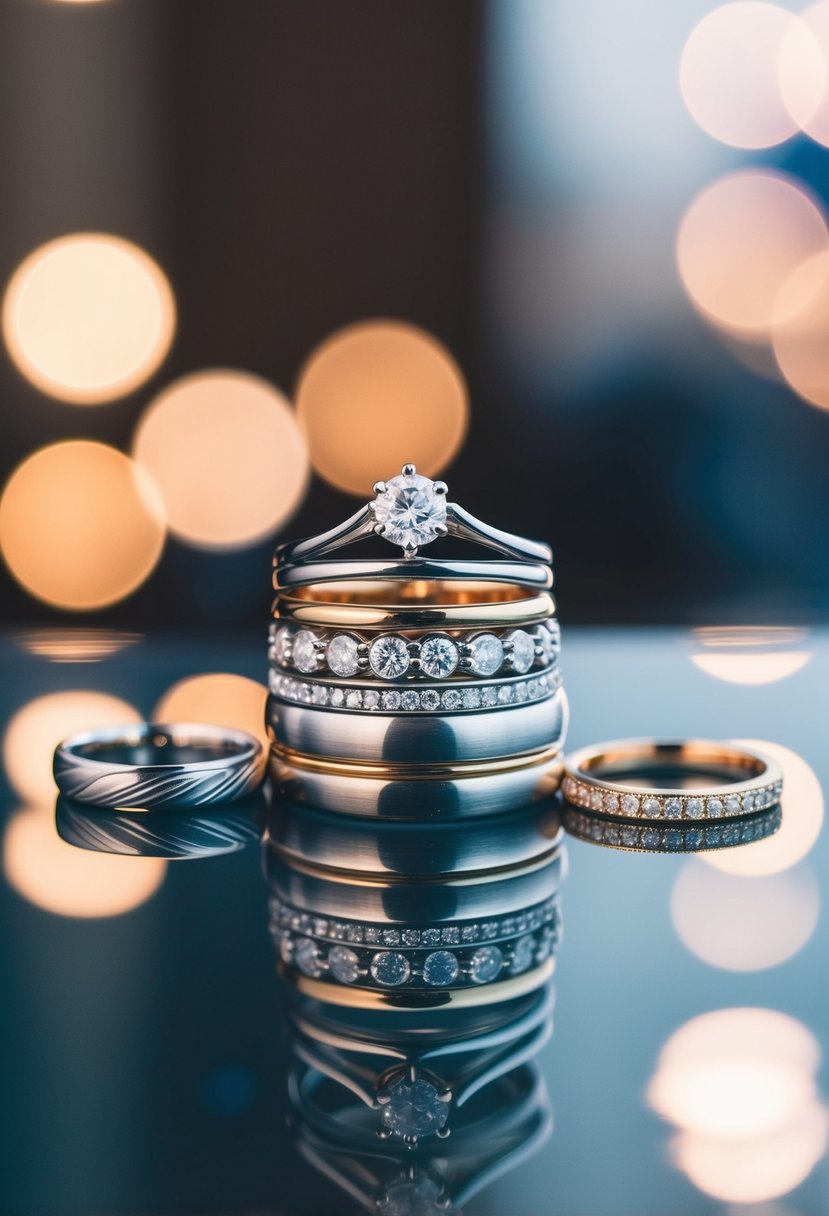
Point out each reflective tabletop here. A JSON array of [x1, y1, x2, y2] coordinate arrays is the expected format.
[[0, 627, 826, 1216]]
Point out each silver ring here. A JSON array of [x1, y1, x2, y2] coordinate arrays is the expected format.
[[53, 722, 265, 809], [266, 688, 568, 766]]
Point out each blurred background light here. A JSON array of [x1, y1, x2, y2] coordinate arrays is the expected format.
[[670, 859, 820, 970], [690, 626, 812, 684], [132, 370, 308, 550], [2, 689, 141, 805], [295, 319, 468, 496], [12, 630, 143, 663], [0, 441, 166, 611], [153, 672, 269, 750], [656, 1007, 822, 1074], [679, 3, 822, 149], [704, 741, 824, 877], [650, 1057, 816, 1137], [780, 2, 829, 146], [676, 171, 829, 336], [2, 806, 165, 918], [771, 248, 829, 410], [2, 234, 175, 404]]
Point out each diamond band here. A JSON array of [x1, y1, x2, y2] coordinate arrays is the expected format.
[[268, 667, 562, 712], [561, 775, 781, 819], [564, 804, 782, 852]]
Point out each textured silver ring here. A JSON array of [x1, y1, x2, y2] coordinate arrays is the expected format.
[[53, 722, 265, 809]]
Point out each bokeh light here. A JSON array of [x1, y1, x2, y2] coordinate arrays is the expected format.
[[779, 2, 829, 146], [704, 741, 823, 877], [679, 3, 822, 149], [676, 172, 829, 335], [3, 807, 165, 918], [2, 234, 175, 404], [650, 1057, 815, 1138], [13, 630, 143, 663], [2, 689, 141, 804], [133, 370, 308, 550], [671, 860, 819, 970], [772, 248, 829, 410], [153, 672, 269, 751], [295, 319, 468, 496], [690, 628, 812, 684], [656, 1008, 821, 1075], [0, 441, 166, 610]]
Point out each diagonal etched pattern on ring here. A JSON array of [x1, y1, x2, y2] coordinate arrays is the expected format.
[[53, 752, 263, 808]]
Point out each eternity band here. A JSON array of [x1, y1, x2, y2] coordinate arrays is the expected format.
[[53, 722, 265, 809]]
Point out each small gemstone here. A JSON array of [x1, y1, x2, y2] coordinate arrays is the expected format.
[[346, 925, 363, 943], [533, 625, 554, 665], [329, 687, 345, 708], [441, 926, 460, 945], [500, 917, 516, 935], [604, 792, 620, 813], [481, 687, 498, 707], [469, 945, 503, 984], [515, 681, 529, 702], [686, 829, 702, 849], [369, 635, 410, 680], [421, 928, 441, 946], [468, 633, 505, 676], [621, 793, 640, 815], [707, 797, 724, 818], [621, 826, 639, 846], [381, 1077, 449, 1141], [274, 627, 290, 664], [528, 679, 542, 698], [642, 828, 661, 848], [497, 684, 514, 705], [294, 938, 323, 977], [312, 917, 328, 936], [420, 689, 441, 711], [641, 796, 661, 818], [606, 824, 621, 845], [742, 792, 755, 812], [419, 635, 459, 679], [326, 634, 360, 677], [293, 630, 319, 674], [441, 688, 462, 711], [664, 798, 682, 819], [330, 922, 347, 940], [299, 683, 313, 703], [402, 929, 421, 946], [706, 826, 723, 846], [665, 830, 682, 850], [345, 690, 363, 709], [723, 825, 739, 845], [311, 684, 328, 705], [363, 689, 380, 710], [382, 929, 401, 945], [328, 945, 360, 983], [370, 952, 411, 986], [423, 950, 459, 986], [590, 789, 604, 811], [686, 798, 703, 819], [507, 629, 535, 674], [482, 921, 499, 939], [511, 934, 535, 974], [462, 687, 482, 709], [364, 927, 380, 944], [725, 795, 742, 815], [401, 690, 420, 711], [381, 690, 402, 711], [373, 471, 448, 551]]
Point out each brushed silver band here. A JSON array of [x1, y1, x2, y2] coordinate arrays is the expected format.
[[53, 722, 265, 809]]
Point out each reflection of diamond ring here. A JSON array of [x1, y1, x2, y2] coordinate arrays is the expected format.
[[274, 465, 553, 590]]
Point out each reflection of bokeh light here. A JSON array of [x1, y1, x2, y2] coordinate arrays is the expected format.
[[295, 320, 468, 496], [651, 1058, 815, 1137], [671, 1103, 829, 1203], [676, 172, 829, 335], [2, 235, 175, 403], [671, 859, 819, 970], [3, 808, 165, 918], [772, 249, 829, 410], [3, 690, 141, 804], [780, 2, 829, 146], [680, 4, 821, 149], [14, 630, 143, 663], [133, 370, 308, 550], [690, 626, 813, 686], [154, 673, 269, 750], [0, 441, 166, 610], [657, 1008, 821, 1074], [704, 741, 823, 877]]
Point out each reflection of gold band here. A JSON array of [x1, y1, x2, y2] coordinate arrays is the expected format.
[[274, 582, 556, 631], [278, 958, 555, 1010]]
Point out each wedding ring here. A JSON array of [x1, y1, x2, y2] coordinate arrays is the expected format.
[[266, 689, 567, 766], [53, 722, 265, 809], [279, 961, 555, 1010], [562, 738, 782, 821], [274, 584, 556, 631]]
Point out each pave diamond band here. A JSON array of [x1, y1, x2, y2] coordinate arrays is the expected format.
[[564, 804, 782, 853], [268, 667, 562, 713]]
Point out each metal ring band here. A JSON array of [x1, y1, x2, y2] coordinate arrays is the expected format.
[[563, 803, 782, 853], [275, 557, 553, 592], [266, 688, 568, 766], [274, 583, 556, 631], [271, 751, 564, 819], [53, 722, 265, 809], [562, 737, 783, 821]]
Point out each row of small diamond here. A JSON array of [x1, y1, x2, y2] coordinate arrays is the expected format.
[[564, 805, 782, 852], [268, 667, 562, 712], [561, 775, 782, 819], [275, 925, 559, 988], [268, 620, 560, 681], [269, 897, 558, 947]]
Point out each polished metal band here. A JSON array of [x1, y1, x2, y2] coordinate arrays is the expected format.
[[275, 556, 553, 592], [266, 688, 568, 766], [562, 738, 783, 821], [274, 584, 557, 631], [53, 722, 265, 809], [563, 803, 782, 853]]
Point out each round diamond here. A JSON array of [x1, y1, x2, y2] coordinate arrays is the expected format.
[[481, 686, 498, 707], [326, 634, 360, 677], [664, 798, 682, 819], [511, 934, 535, 974], [641, 796, 661, 818], [380, 1076, 449, 1141], [401, 690, 420, 711], [311, 684, 328, 706], [370, 951, 411, 986], [469, 945, 503, 984], [373, 471, 447, 551], [292, 630, 319, 673], [621, 793, 640, 815], [422, 950, 459, 986], [294, 937, 323, 977], [369, 635, 410, 679], [328, 945, 360, 984], [725, 794, 742, 814], [686, 798, 703, 819], [441, 688, 462, 711], [707, 797, 724, 818], [382, 690, 402, 710], [363, 690, 380, 710], [604, 792, 620, 813], [507, 629, 535, 674], [497, 685, 514, 705], [273, 628, 290, 665], [462, 687, 481, 709], [468, 633, 505, 676], [419, 635, 459, 679], [420, 689, 440, 711], [533, 626, 554, 666], [329, 687, 345, 708], [345, 690, 363, 709], [590, 789, 604, 811], [642, 828, 661, 848], [742, 792, 755, 811]]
